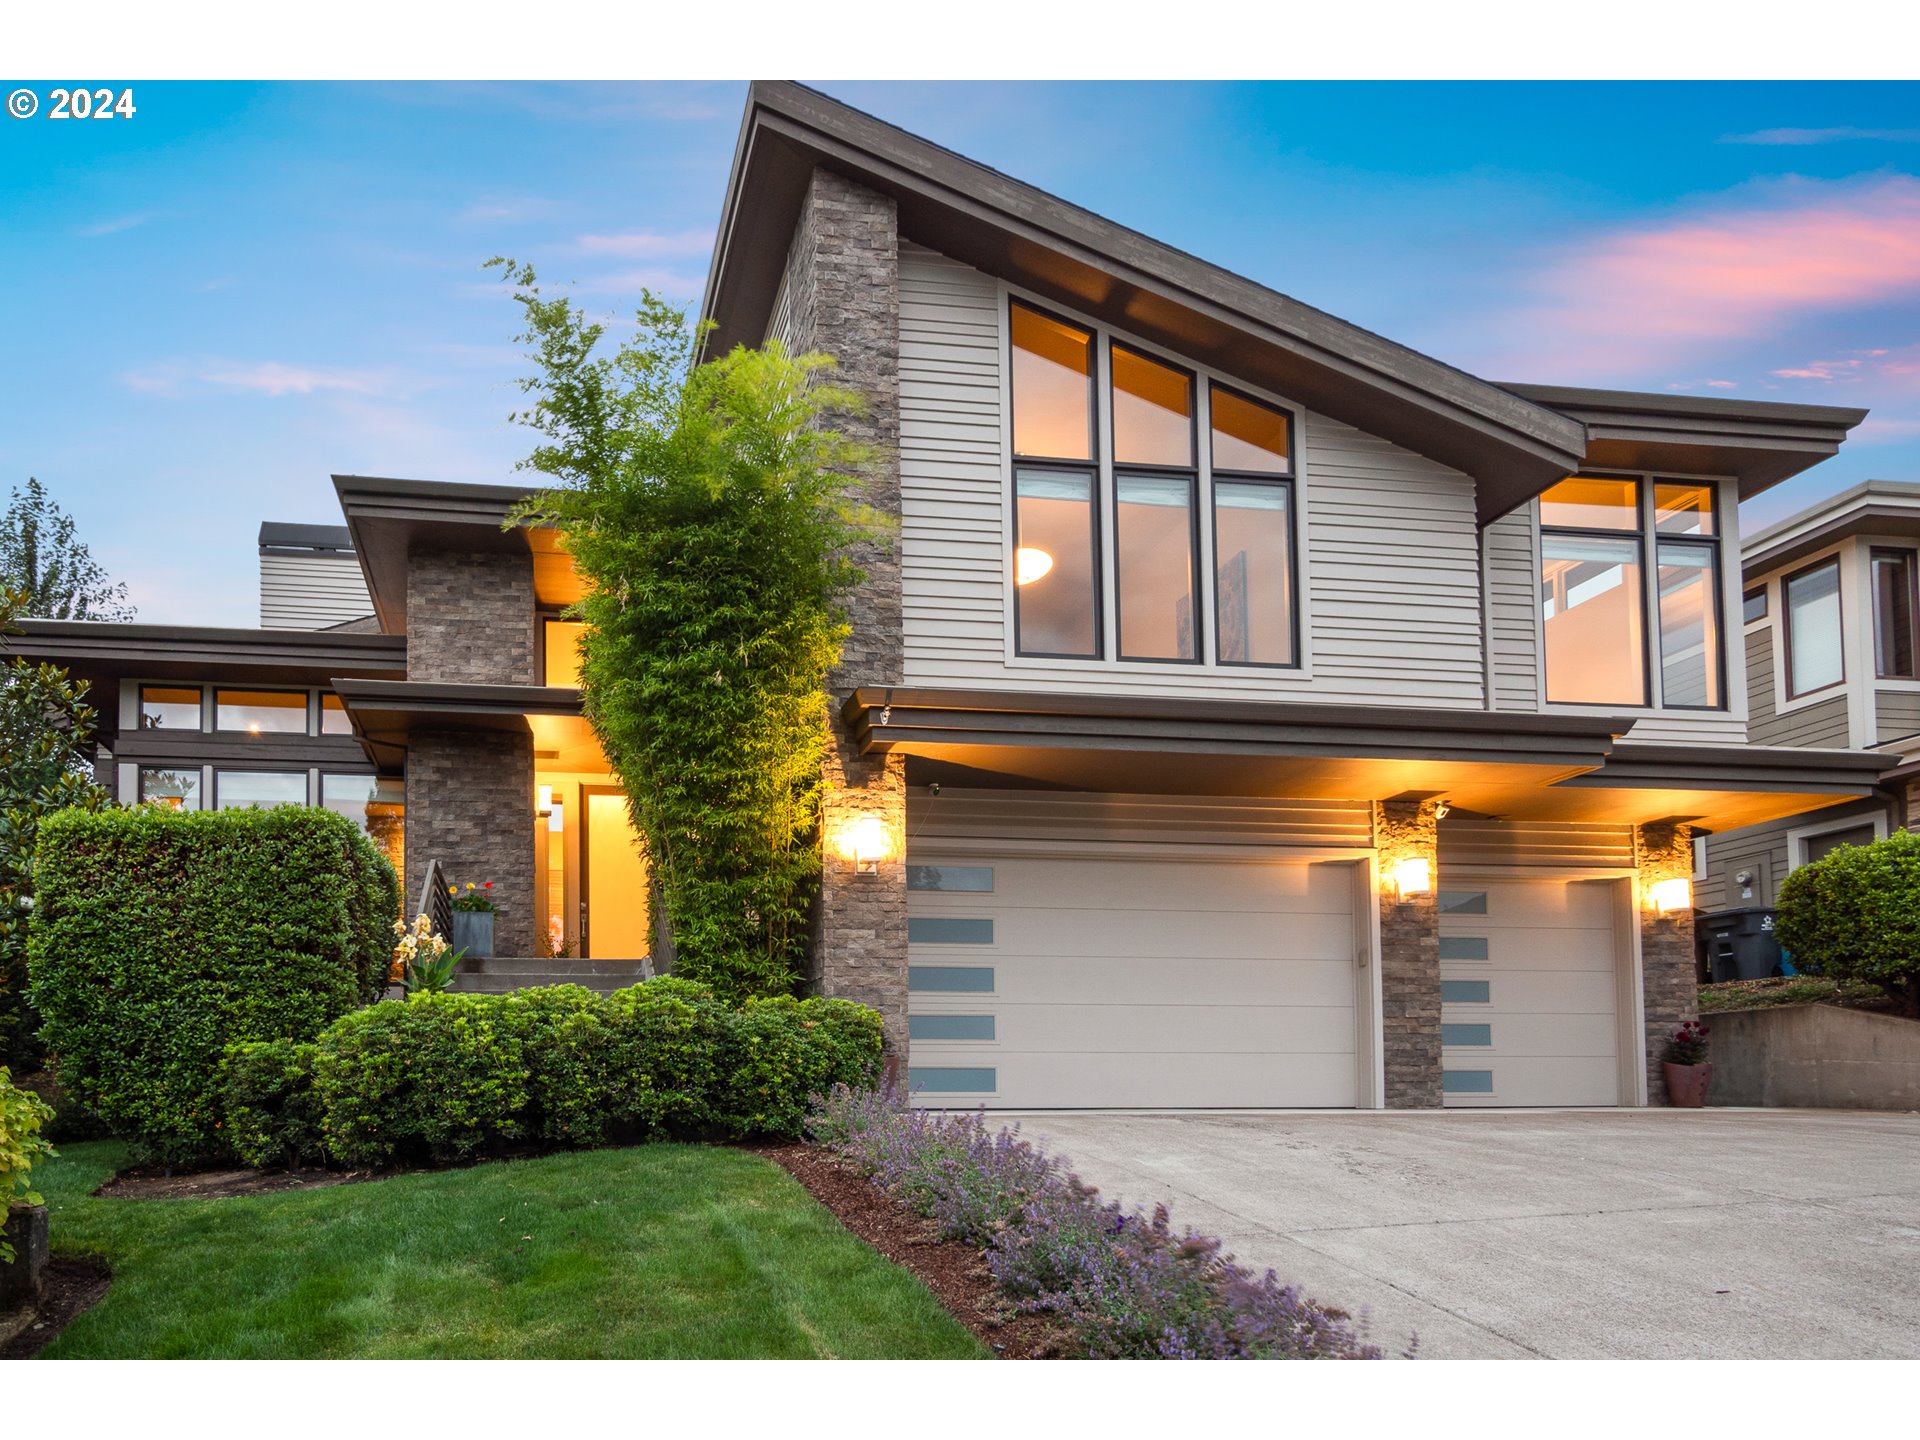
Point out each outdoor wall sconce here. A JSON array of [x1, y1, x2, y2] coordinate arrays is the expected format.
[[1391, 856, 1432, 901], [1648, 877, 1692, 914], [837, 813, 893, 874]]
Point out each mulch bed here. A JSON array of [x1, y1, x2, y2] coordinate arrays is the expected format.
[[1, 1257, 113, 1360], [96, 1165, 379, 1200], [756, 1142, 1062, 1359]]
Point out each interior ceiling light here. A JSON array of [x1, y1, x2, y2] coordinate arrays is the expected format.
[[1014, 547, 1054, 586]]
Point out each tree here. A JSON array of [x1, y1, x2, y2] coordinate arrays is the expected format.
[[1774, 828, 1920, 1017], [1, 590, 113, 1067], [494, 260, 885, 1003], [0, 477, 135, 621]]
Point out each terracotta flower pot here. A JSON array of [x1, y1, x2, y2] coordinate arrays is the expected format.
[[1664, 1061, 1713, 1108]]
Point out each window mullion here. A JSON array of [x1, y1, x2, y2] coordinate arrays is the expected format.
[[1095, 334, 1117, 663], [1196, 381, 1215, 666]]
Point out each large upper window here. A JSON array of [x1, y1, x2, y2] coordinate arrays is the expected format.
[[1112, 346, 1197, 662], [1210, 385, 1295, 666], [1539, 476, 1723, 709], [215, 770, 307, 810], [1007, 299, 1297, 666], [1011, 302, 1101, 659], [1783, 558, 1845, 698], [139, 686, 201, 732], [1872, 548, 1917, 680], [215, 689, 307, 735]]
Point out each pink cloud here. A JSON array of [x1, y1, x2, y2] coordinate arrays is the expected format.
[[1495, 176, 1920, 377]]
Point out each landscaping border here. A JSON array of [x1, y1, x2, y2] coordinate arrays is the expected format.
[[758, 1143, 1059, 1359]]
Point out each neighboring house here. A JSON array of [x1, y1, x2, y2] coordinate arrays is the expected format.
[[6, 83, 1895, 1111], [1700, 481, 1920, 916]]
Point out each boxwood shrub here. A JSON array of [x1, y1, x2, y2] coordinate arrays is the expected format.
[[29, 805, 397, 1163], [221, 978, 883, 1168], [1775, 827, 1920, 1016]]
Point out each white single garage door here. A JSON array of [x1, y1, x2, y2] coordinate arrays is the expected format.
[[1437, 876, 1626, 1107], [905, 850, 1363, 1108]]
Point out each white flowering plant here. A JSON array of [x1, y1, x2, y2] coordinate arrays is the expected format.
[[391, 913, 464, 997]]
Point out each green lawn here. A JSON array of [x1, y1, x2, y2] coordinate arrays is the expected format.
[[30, 1140, 986, 1359]]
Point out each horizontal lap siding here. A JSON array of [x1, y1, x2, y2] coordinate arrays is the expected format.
[[897, 240, 1486, 707], [909, 787, 1374, 849], [259, 554, 374, 630], [1700, 820, 1790, 911], [1484, 504, 1541, 712], [1438, 816, 1636, 870], [1746, 622, 1853, 748], [1753, 693, 1851, 748], [1876, 689, 1920, 746]]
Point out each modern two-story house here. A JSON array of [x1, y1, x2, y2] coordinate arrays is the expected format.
[[9, 82, 1892, 1111], [1700, 481, 1920, 916]]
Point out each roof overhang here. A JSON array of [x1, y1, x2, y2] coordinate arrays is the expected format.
[[1501, 385, 1868, 501], [846, 687, 1896, 832], [3, 621, 407, 737], [1741, 480, 1920, 577], [332, 679, 584, 775], [332, 475, 542, 634], [704, 82, 1589, 524]]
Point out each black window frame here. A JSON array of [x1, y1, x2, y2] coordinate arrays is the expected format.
[[1782, 555, 1847, 701], [1539, 473, 1728, 712], [1110, 341, 1201, 665], [137, 764, 204, 811], [1011, 464, 1105, 661], [1008, 296, 1104, 662], [211, 766, 311, 810], [1207, 380, 1300, 671], [213, 687, 312, 736], [1870, 547, 1919, 680], [137, 683, 204, 733]]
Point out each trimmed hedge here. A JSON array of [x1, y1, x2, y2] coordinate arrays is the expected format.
[[224, 978, 883, 1168], [29, 805, 398, 1163], [1775, 827, 1920, 1016]]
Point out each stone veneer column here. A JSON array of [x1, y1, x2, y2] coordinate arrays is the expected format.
[[1375, 799, 1443, 1108], [1636, 821, 1698, 1106], [404, 547, 537, 685], [401, 543, 540, 953], [780, 166, 908, 1057], [404, 729, 538, 956]]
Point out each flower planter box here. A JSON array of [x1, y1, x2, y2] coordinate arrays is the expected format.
[[1, 1202, 49, 1313], [450, 909, 495, 959], [1664, 1061, 1713, 1108]]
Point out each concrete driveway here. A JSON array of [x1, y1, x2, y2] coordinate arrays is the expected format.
[[1015, 1109, 1920, 1358]]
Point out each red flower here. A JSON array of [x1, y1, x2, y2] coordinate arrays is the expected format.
[[484, 881, 494, 889]]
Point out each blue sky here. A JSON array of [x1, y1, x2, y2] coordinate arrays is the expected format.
[[4, 80, 1918, 625]]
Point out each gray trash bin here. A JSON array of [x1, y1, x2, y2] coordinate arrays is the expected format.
[[1699, 907, 1782, 982]]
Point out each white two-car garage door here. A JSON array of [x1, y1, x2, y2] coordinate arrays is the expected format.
[[905, 850, 1366, 1108], [1437, 877, 1629, 1107]]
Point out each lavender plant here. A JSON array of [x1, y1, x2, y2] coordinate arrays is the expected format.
[[807, 1083, 1391, 1360]]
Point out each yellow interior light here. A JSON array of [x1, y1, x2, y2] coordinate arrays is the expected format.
[[1014, 547, 1054, 586]]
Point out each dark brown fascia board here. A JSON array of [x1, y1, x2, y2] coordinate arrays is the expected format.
[[1502, 384, 1869, 499], [331, 678, 583, 719], [332, 475, 542, 634], [844, 687, 1628, 769], [112, 732, 373, 768], [332, 679, 582, 775], [1552, 739, 1896, 796], [3, 620, 407, 679], [703, 82, 1588, 523]]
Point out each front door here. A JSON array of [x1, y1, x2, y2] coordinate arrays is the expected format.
[[581, 786, 651, 959]]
